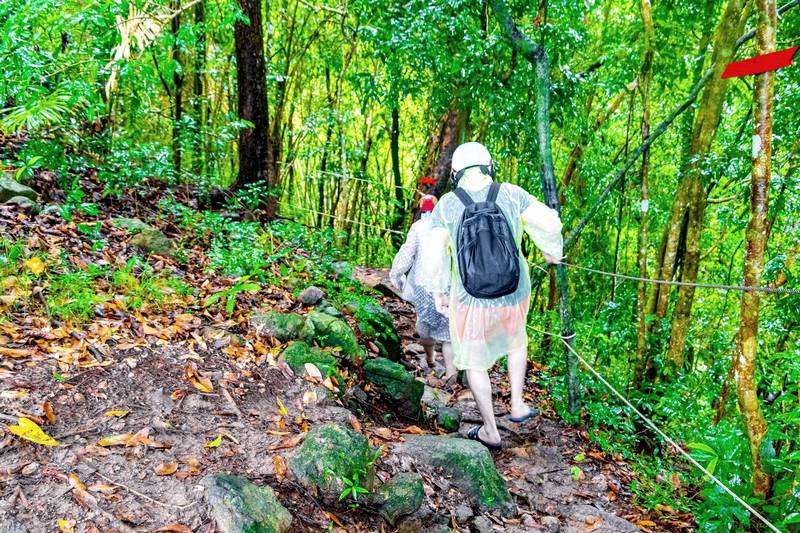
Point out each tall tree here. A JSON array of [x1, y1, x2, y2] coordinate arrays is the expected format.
[[633, 0, 654, 389], [233, 0, 276, 218], [734, 0, 777, 499], [171, 0, 184, 179], [489, 0, 580, 413], [191, 0, 206, 177]]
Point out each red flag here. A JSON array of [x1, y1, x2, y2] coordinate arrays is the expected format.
[[722, 46, 799, 78]]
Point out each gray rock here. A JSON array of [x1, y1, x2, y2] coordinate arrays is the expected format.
[[113, 217, 152, 234], [364, 357, 424, 418], [453, 503, 474, 522], [405, 343, 426, 355], [130, 228, 176, 257], [4, 196, 36, 210], [471, 516, 494, 533], [200, 473, 292, 533], [316, 299, 343, 317], [288, 423, 376, 502], [250, 311, 305, 342], [394, 435, 513, 515], [0, 174, 37, 203], [0, 519, 28, 533], [297, 286, 325, 306], [377, 472, 425, 525], [541, 516, 561, 532], [568, 504, 639, 533]]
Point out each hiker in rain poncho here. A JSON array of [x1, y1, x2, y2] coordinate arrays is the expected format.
[[421, 142, 564, 449], [390, 195, 456, 381]]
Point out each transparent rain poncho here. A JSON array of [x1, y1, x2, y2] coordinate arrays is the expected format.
[[421, 169, 564, 371], [390, 213, 450, 342]]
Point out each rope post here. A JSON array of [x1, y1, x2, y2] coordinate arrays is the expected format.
[[555, 263, 581, 413]]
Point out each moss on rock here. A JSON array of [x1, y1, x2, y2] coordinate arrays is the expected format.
[[394, 435, 512, 514], [347, 301, 402, 361], [130, 228, 176, 257], [363, 358, 424, 419], [250, 311, 305, 342], [280, 341, 338, 377], [288, 423, 375, 501], [377, 472, 425, 525], [201, 473, 292, 533], [301, 310, 362, 359]]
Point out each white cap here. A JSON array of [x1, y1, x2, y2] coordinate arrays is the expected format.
[[451, 142, 492, 172]]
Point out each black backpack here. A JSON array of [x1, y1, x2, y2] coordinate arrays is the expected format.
[[453, 182, 520, 299]]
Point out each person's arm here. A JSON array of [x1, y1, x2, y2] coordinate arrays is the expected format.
[[389, 225, 418, 290], [520, 194, 564, 264]]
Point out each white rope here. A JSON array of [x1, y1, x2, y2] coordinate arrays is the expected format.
[[283, 204, 406, 236], [527, 324, 782, 533]]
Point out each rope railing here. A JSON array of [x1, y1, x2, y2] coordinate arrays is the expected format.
[[526, 324, 782, 533]]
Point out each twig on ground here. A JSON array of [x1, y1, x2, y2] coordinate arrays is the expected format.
[[93, 471, 198, 511]]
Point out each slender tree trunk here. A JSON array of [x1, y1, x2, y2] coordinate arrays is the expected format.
[[633, 0, 655, 390], [233, 0, 276, 217], [489, 0, 579, 413], [171, 0, 184, 180], [317, 67, 335, 227], [665, 0, 749, 369], [191, 0, 206, 178], [734, 0, 776, 499], [389, 105, 406, 250]]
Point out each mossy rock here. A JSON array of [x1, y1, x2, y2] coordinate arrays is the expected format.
[[376, 472, 425, 526], [250, 311, 305, 342], [288, 423, 375, 502], [394, 435, 512, 515], [5, 196, 38, 211], [113, 217, 153, 234], [130, 228, 176, 257], [0, 174, 37, 203], [347, 301, 402, 361], [435, 406, 462, 433], [301, 310, 362, 359], [363, 358, 424, 419], [279, 341, 337, 377], [201, 473, 292, 533]]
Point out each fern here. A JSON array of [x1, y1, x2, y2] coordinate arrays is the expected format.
[[0, 88, 83, 134]]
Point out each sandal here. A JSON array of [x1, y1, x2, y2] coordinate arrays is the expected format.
[[509, 406, 539, 424], [467, 426, 502, 451]]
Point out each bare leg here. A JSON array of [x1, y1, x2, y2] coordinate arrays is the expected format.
[[420, 337, 435, 367], [442, 342, 456, 379], [466, 369, 501, 444], [507, 346, 531, 418]]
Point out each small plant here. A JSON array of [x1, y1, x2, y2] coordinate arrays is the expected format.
[[203, 277, 260, 315]]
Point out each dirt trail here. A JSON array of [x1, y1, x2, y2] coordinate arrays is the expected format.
[[354, 266, 658, 533], [0, 247, 665, 532]]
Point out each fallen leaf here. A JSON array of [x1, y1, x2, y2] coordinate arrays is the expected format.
[[205, 434, 223, 448], [349, 415, 362, 434], [184, 364, 213, 393], [98, 434, 134, 447], [0, 347, 33, 358], [8, 417, 59, 446], [276, 398, 288, 416], [170, 389, 187, 401], [273, 455, 287, 482], [155, 524, 192, 533], [301, 390, 318, 405], [57, 518, 75, 533], [103, 410, 129, 418], [270, 433, 304, 451], [155, 462, 178, 476], [25, 257, 45, 276], [636, 520, 657, 527], [43, 401, 56, 424], [69, 473, 86, 491], [304, 363, 323, 381], [402, 425, 426, 435], [87, 483, 117, 494]]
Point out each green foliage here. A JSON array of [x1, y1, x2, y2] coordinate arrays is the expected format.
[[203, 277, 260, 315]]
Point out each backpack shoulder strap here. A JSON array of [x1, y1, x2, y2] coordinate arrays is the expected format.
[[453, 188, 474, 207], [487, 181, 501, 204]]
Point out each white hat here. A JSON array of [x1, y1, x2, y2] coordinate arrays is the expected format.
[[451, 142, 492, 173]]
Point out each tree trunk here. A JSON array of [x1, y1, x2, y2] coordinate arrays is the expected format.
[[734, 0, 776, 499], [664, 0, 749, 369], [633, 0, 654, 390], [389, 105, 406, 250], [418, 103, 468, 200], [171, 0, 184, 180], [489, 0, 579, 413], [192, 0, 206, 178], [233, 0, 276, 218]]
